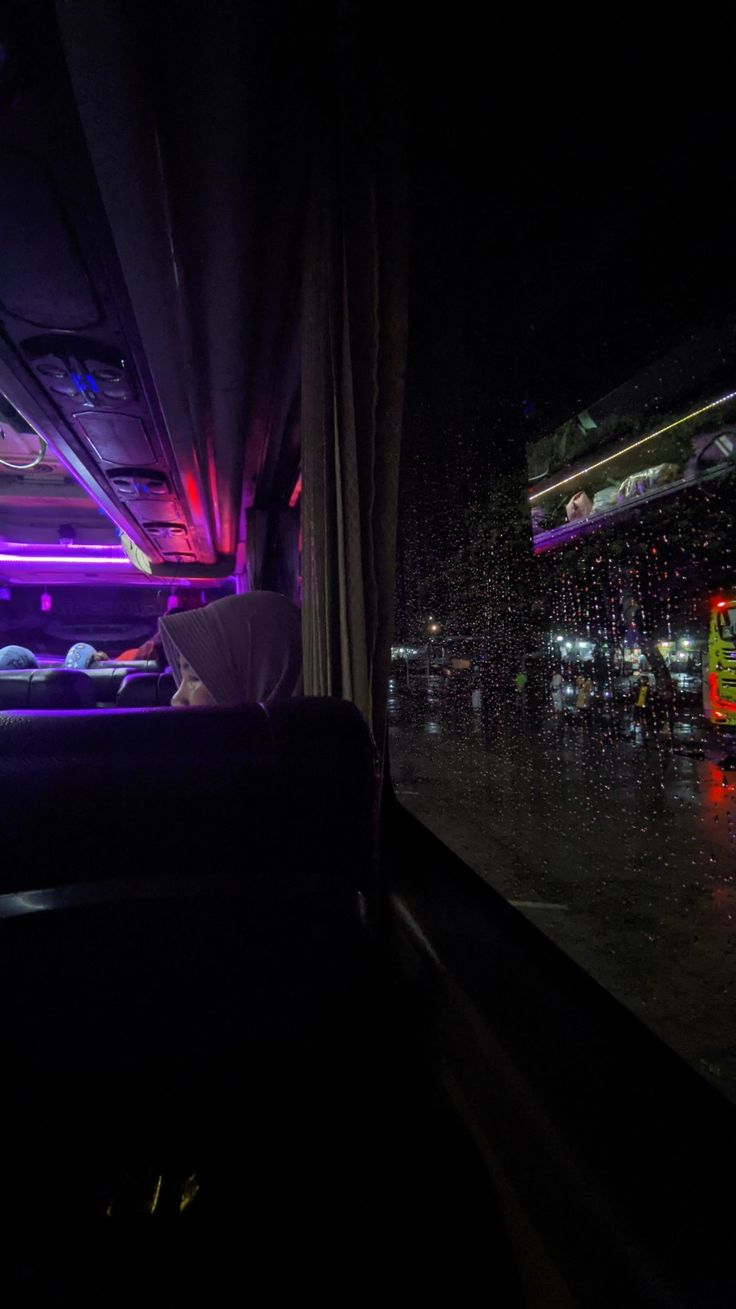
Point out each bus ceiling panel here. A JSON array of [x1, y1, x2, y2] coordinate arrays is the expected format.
[[0, 480, 96, 511], [0, 0, 223, 569], [0, 149, 101, 330], [244, 319, 302, 511], [0, 349, 162, 561], [147, 554, 237, 582], [238, 159, 304, 510], [72, 413, 157, 468], [124, 498, 184, 525], [53, 0, 266, 560]]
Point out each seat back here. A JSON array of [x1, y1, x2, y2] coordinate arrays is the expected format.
[[0, 698, 380, 1261], [116, 671, 176, 707], [0, 666, 170, 708], [83, 666, 130, 703], [0, 669, 95, 709], [0, 698, 376, 896]]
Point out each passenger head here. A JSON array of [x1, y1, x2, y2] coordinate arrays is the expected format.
[[65, 642, 100, 669], [136, 631, 167, 671], [159, 591, 303, 709], [0, 645, 37, 669]]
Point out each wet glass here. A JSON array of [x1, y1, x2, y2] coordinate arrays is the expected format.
[[393, 325, 736, 1101]]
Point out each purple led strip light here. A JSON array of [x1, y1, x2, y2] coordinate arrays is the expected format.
[[1, 541, 125, 553], [0, 542, 129, 566], [0, 555, 130, 565]]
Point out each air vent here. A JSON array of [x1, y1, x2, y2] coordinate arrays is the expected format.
[[23, 335, 136, 406], [145, 523, 188, 540], [108, 470, 170, 498], [38, 363, 69, 379]]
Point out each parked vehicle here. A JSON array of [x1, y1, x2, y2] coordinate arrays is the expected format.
[[704, 599, 736, 728]]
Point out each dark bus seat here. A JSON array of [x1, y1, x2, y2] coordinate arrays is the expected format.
[[0, 668, 95, 709], [0, 699, 376, 895], [34, 659, 159, 672], [97, 660, 160, 670], [0, 699, 405, 1292], [115, 670, 176, 706], [0, 664, 165, 709], [83, 665, 130, 703]]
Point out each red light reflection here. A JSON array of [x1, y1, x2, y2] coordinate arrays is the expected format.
[[184, 472, 204, 520], [709, 673, 735, 721], [289, 474, 302, 510], [705, 762, 732, 812]]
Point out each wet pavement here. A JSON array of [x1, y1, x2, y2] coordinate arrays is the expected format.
[[389, 683, 736, 1102]]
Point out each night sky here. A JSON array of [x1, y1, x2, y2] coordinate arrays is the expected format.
[[402, 9, 734, 473], [395, 9, 735, 629]]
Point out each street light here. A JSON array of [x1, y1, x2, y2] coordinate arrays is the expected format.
[[425, 619, 442, 686]]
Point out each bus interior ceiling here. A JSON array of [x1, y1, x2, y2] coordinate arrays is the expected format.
[[0, 0, 302, 590]]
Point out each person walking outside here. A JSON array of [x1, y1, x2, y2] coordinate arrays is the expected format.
[[633, 673, 655, 743], [575, 666, 594, 732], [550, 665, 565, 730]]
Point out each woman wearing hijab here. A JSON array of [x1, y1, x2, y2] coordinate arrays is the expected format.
[[159, 591, 303, 708]]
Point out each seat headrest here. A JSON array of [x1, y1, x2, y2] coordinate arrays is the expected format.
[[81, 666, 129, 703], [116, 671, 175, 707], [95, 660, 161, 672], [0, 669, 95, 709]]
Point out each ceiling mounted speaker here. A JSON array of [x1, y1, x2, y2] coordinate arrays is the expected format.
[[24, 335, 135, 406]]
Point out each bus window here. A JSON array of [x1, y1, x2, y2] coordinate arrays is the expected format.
[[393, 72, 736, 1102], [717, 604, 736, 643]]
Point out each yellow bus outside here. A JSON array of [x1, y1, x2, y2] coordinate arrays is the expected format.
[[703, 599, 736, 727]]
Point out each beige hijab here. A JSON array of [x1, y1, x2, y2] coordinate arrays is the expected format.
[[159, 592, 303, 706]]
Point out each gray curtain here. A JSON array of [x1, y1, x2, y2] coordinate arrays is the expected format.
[[301, 25, 409, 751]]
